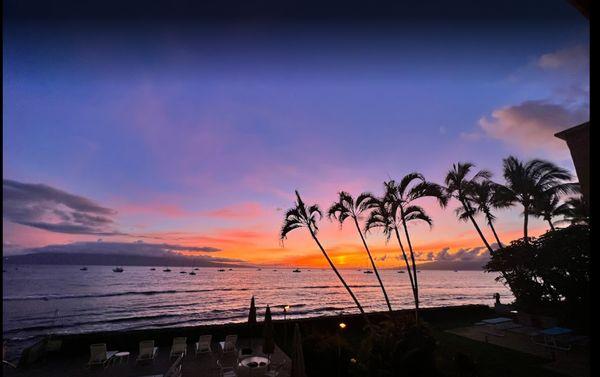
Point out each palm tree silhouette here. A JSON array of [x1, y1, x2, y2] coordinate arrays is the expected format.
[[555, 196, 588, 227], [532, 192, 570, 231], [328, 191, 393, 312], [364, 195, 417, 319], [281, 190, 367, 316], [462, 180, 512, 248], [445, 163, 495, 253], [501, 156, 576, 239], [382, 174, 447, 321]]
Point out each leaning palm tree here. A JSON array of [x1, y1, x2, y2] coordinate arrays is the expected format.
[[444, 163, 495, 254], [328, 191, 393, 312], [281, 190, 366, 316], [464, 180, 512, 248], [502, 156, 577, 239], [383, 174, 447, 320], [364, 195, 418, 319]]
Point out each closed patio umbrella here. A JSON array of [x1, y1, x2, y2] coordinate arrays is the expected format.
[[248, 296, 257, 324], [262, 305, 275, 358], [290, 323, 307, 377], [246, 296, 257, 352]]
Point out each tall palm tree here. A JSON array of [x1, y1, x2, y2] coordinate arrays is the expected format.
[[382, 174, 447, 320], [328, 191, 393, 312], [463, 180, 512, 248], [281, 190, 366, 316], [502, 156, 577, 239], [444, 162, 495, 254], [364, 195, 418, 319]]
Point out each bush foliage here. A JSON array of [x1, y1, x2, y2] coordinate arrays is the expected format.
[[485, 225, 590, 329]]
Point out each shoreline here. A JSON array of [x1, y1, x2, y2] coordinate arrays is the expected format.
[[12, 304, 494, 364]]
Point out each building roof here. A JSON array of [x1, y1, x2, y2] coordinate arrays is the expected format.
[[554, 121, 589, 140]]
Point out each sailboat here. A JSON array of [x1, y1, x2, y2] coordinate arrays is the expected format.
[[113, 267, 124, 273], [292, 268, 301, 273]]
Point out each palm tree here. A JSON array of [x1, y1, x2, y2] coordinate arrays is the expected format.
[[556, 196, 589, 226], [328, 191, 393, 312], [532, 192, 568, 231], [281, 190, 366, 316], [364, 195, 418, 319], [502, 156, 577, 239], [382, 174, 447, 320], [445, 163, 495, 254], [463, 180, 512, 248]]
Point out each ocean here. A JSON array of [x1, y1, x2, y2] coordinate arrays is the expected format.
[[2, 265, 512, 360]]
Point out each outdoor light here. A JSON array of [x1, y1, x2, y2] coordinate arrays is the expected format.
[[284, 305, 290, 310], [350, 358, 357, 364], [339, 322, 346, 329]]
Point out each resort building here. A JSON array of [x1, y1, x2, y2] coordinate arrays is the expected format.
[[555, 121, 590, 208]]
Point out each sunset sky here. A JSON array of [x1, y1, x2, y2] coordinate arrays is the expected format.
[[3, 0, 589, 268]]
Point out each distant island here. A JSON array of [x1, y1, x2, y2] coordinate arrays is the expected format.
[[3, 252, 251, 268]]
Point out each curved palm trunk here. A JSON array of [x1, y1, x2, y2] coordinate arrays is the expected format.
[[399, 208, 419, 321], [352, 217, 393, 312], [547, 219, 555, 231], [393, 226, 418, 322], [486, 215, 504, 249], [462, 200, 494, 254], [307, 226, 370, 324], [523, 205, 529, 240]]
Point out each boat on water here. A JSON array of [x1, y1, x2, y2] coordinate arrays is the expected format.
[[292, 269, 301, 273], [218, 269, 226, 272], [194, 268, 199, 270], [180, 271, 187, 274], [257, 268, 262, 271], [417, 270, 422, 273], [363, 270, 373, 274], [228, 268, 233, 271], [189, 271, 196, 275], [80, 267, 88, 271], [163, 268, 171, 272], [398, 270, 405, 273], [150, 268, 156, 271], [113, 267, 124, 273]]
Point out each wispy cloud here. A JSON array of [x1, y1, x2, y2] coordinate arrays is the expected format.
[[3, 179, 123, 236]]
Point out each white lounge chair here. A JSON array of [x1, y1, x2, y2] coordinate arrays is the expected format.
[[164, 354, 184, 377], [264, 359, 287, 377], [170, 337, 187, 359], [217, 359, 237, 377], [195, 335, 212, 356], [222, 335, 237, 354], [136, 340, 158, 364], [88, 343, 118, 368]]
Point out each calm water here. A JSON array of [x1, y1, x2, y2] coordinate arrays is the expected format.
[[2, 265, 512, 359]]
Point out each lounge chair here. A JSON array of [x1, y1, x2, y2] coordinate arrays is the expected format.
[[170, 337, 187, 359], [217, 359, 237, 377], [195, 335, 212, 356], [88, 343, 118, 368], [264, 359, 287, 377], [136, 340, 158, 364], [531, 327, 579, 352], [222, 335, 237, 354], [164, 354, 184, 377]]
